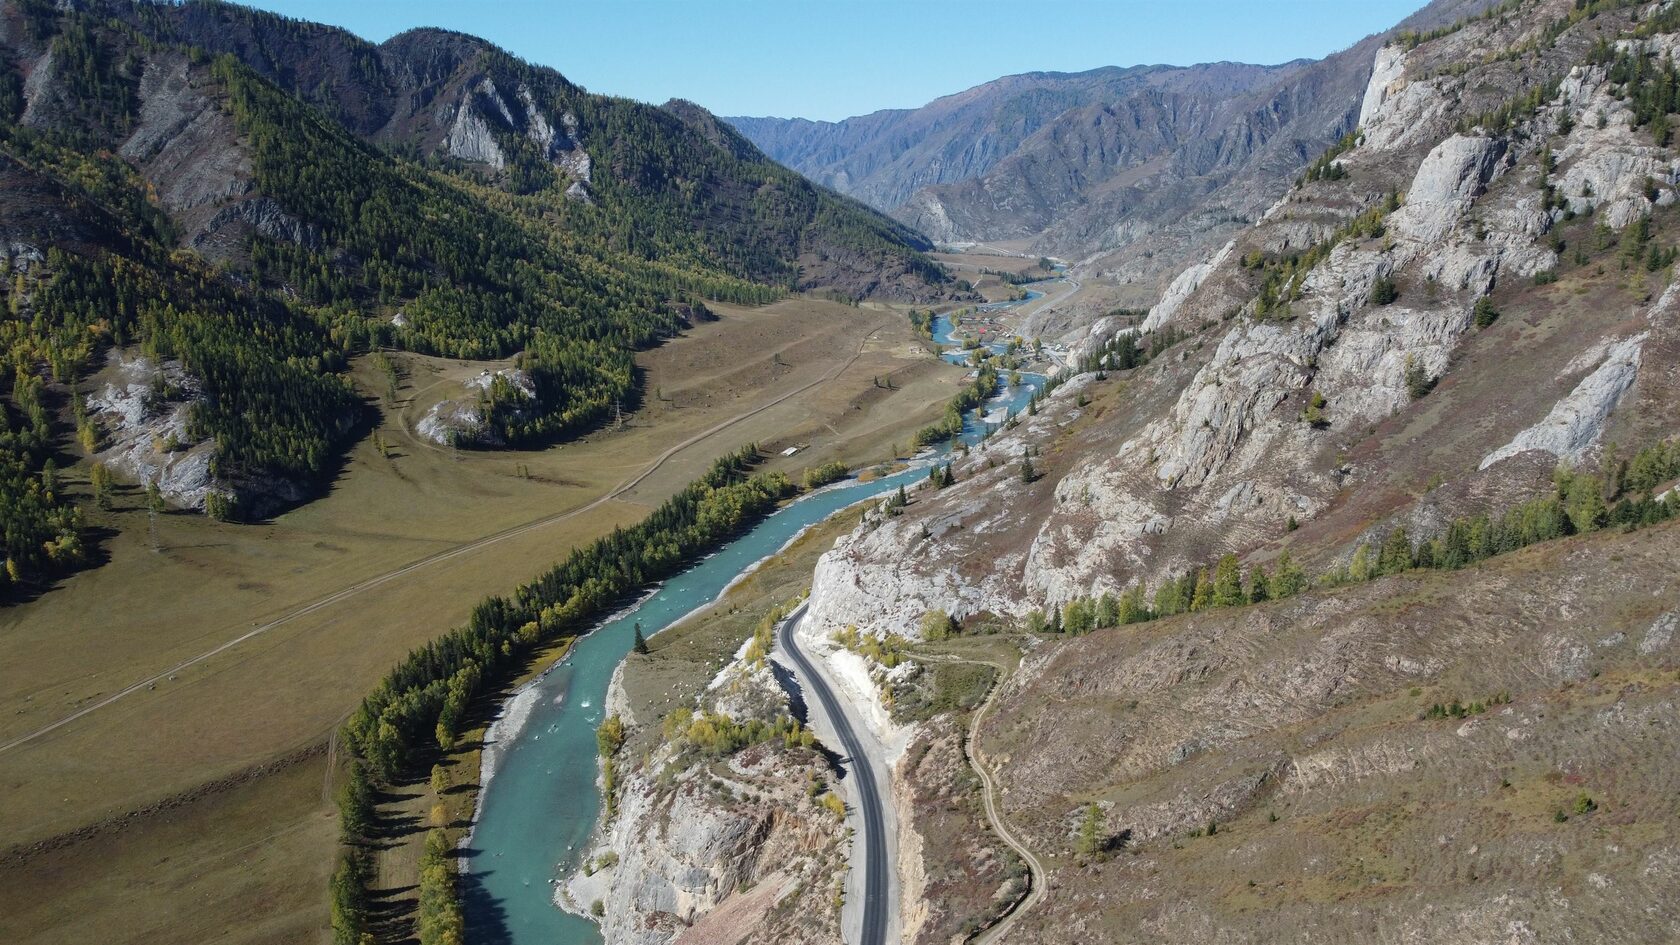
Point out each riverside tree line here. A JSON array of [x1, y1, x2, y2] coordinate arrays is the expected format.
[[330, 445, 796, 944]]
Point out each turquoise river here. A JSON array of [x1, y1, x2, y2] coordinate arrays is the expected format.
[[465, 292, 1050, 945]]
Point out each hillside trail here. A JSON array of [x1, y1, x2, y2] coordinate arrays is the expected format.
[[0, 317, 893, 757], [916, 647, 1049, 945]]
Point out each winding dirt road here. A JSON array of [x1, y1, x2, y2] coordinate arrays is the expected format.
[[920, 650, 1048, 945]]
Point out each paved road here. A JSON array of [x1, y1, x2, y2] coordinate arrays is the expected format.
[[0, 321, 892, 758], [777, 603, 889, 945]]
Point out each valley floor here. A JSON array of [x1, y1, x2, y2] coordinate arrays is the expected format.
[[0, 297, 960, 945]]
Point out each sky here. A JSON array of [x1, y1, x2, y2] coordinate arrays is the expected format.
[[242, 0, 1427, 122]]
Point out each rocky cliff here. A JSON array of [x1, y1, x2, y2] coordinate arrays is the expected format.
[[573, 647, 847, 945], [783, 2, 1680, 939], [807, 0, 1680, 627]]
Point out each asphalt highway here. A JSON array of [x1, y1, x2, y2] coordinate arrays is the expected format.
[[777, 603, 889, 945]]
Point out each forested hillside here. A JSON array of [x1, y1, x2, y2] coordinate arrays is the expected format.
[[0, 0, 949, 593]]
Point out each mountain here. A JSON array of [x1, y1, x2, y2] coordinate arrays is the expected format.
[[728, 62, 1305, 213], [732, 0, 1501, 307], [604, 0, 1680, 942], [0, 0, 949, 580]]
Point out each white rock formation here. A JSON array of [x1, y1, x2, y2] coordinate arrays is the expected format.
[[571, 641, 843, 945], [87, 351, 214, 509], [812, 14, 1680, 620], [1480, 332, 1647, 470], [445, 79, 509, 169], [1358, 44, 1407, 130], [417, 368, 535, 446], [442, 77, 593, 199], [1141, 239, 1237, 332]]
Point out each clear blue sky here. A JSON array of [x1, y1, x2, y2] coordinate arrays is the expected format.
[[242, 0, 1426, 121]]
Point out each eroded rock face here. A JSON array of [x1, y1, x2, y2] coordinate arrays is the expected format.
[[83, 347, 339, 516], [1480, 328, 1648, 470], [577, 749, 835, 945], [414, 368, 535, 447], [87, 351, 214, 509], [191, 196, 322, 256], [121, 57, 254, 216], [804, 2, 1680, 629], [572, 650, 844, 945], [442, 76, 594, 199], [445, 78, 514, 169], [1554, 38, 1680, 229]]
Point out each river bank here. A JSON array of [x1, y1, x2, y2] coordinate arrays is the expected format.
[[463, 282, 1066, 945]]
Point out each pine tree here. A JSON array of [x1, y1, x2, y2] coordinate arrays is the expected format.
[[1403, 354, 1434, 400], [1369, 274, 1399, 305], [1273, 551, 1306, 597], [1564, 473, 1608, 533], [1349, 544, 1375, 582], [1077, 802, 1105, 859], [632, 620, 649, 655], [1119, 583, 1151, 624], [1302, 391, 1329, 428], [1211, 554, 1245, 607], [90, 462, 113, 510], [1473, 296, 1499, 328], [1379, 526, 1414, 575], [1190, 568, 1214, 611], [1095, 592, 1119, 628]]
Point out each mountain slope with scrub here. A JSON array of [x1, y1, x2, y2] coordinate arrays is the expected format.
[[615, 3, 1680, 943]]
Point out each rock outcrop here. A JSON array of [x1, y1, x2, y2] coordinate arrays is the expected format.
[[441, 76, 594, 199], [803, 0, 1680, 629], [414, 368, 535, 447], [573, 647, 845, 945], [87, 351, 215, 509], [1480, 329, 1647, 470], [574, 744, 842, 945]]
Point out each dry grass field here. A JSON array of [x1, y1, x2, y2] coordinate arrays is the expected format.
[[0, 297, 960, 945]]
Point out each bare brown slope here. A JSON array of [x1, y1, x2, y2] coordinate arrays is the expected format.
[[982, 518, 1680, 943]]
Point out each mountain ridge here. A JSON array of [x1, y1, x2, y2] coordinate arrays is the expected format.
[[0, 0, 951, 587], [731, 0, 1501, 315]]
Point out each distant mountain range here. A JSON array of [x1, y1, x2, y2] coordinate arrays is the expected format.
[[730, 0, 1499, 299]]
